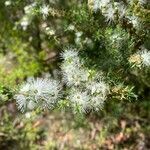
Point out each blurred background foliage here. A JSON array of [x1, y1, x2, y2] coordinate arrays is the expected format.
[[0, 0, 150, 149]]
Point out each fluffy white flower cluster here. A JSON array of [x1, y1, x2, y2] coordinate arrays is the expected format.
[[140, 48, 150, 67], [67, 24, 75, 31], [20, 3, 50, 30], [20, 3, 37, 30], [20, 16, 31, 30], [92, 0, 144, 28], [40, 5, 50, 19], [15, 77, 62, 112], [24, 2, 37, 15], [128, 16, 140, 28], [4, 0, 11, 6], [93, 0, 128, 23], [61, 49, 109, 113], [15, 49, 109, 113], [61, 49, 89, 87]]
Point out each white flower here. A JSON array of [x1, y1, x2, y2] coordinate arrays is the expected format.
[[60, 48, 79, 63], [15, 77, 62, 112], [61, 49, 89, 86], [24, 6, 32, 14], [15, 94, 27, 112], [103, 5, 116, 23], [75, 37, 81, 44], [92, 0, 111, 11], [86, 74, 109, 111], [5, 0, 11, 6], [75, 32, 83, 44], [75, 32, 83, 37], [67, 24, 75, 31], [20, 16, 30, 30], [87, 80, 108, 96], [131, 17, 139, 27], [117, 4, 127, 19], [25, 112, 31, 118], [140, 49, 150, 66], [128, 16, 139, 28], [69, 89, 90, 113], [40, 5, 49, 18], [45, 27, 55, 35], [62, 66, 89, 86], [24, 3, 36, 14], [93, 0, 101, 11], [41, 23, 47, 28], [100, 0, 111, 8]]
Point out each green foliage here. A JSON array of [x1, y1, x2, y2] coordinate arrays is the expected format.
[[0, 109, 45, 149]]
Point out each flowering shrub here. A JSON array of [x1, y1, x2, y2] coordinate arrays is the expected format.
[[0, 0, 150, 149], [0, 0, 149, 114]]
